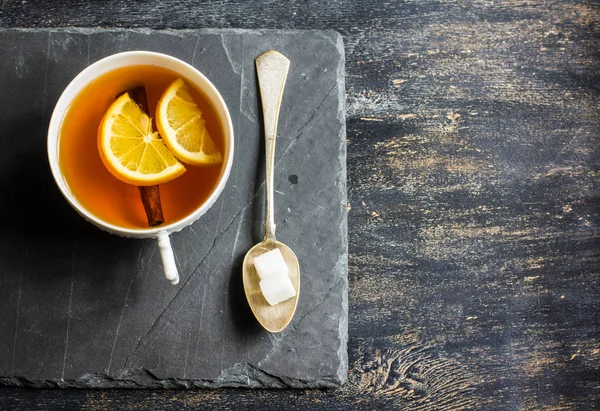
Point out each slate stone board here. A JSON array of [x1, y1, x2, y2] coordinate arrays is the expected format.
[[0, 28, 347, 388]]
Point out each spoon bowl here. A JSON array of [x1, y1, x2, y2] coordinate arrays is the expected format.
[[243, 240, 300, 333], [242, 50, 299, 333]]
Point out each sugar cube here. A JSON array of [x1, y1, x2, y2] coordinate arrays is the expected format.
[[253, 248, 289, 280], [259, 274, 297, 306]]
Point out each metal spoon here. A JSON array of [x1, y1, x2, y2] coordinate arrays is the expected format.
[[242, 50, 299, 333]]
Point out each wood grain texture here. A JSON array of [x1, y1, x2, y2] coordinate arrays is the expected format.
[[1, 0, 599, 409]]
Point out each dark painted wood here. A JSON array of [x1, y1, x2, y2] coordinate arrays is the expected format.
[[1, 0, 599, 409]]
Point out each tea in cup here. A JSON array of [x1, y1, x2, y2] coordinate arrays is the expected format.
[[47, 51, 234, 284]]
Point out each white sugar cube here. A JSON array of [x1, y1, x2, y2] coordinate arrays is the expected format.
[[259, 274, 297, 306], [253, 248, 289, 280]]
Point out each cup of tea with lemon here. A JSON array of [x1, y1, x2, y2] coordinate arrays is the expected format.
[[47, 51, 234, 285]]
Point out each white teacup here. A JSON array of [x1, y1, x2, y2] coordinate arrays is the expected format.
[[47, 51, 234, 285]]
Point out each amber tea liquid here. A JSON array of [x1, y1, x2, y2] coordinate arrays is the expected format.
[[59, 65, 225, 229]]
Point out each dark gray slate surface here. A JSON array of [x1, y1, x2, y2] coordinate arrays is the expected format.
[[0, 28, 347, 388]]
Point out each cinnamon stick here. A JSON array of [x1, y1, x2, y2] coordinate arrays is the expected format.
[[138, 185, 164, 226], [117, 86, 165, 227]]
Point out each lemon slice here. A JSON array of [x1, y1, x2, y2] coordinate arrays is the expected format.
[[98, 93, 186, 186], [156, 78, 223, 166]]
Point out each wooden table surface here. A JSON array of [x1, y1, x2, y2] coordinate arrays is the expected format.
[[1, 0, 598, 409]]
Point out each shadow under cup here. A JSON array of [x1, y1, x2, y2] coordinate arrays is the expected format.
[[47, 51, 235, 285]]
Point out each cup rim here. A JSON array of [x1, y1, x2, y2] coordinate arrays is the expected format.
[[47, 51, 234, 238]]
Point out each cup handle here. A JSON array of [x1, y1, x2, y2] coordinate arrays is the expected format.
[[157, 232, 179, 285]]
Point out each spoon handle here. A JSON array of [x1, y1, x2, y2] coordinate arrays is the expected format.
[[255, 50, 290, 241]]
